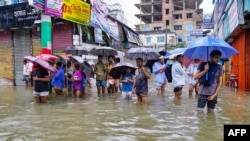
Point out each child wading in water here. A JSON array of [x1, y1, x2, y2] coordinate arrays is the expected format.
[[120, 67, 135, 99]]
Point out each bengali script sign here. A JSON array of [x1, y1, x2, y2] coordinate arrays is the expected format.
[[45, 0, 63, 17], [62, 0, 91, 25]]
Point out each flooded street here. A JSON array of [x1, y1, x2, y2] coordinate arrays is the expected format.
[[0, 79, 250, 141]]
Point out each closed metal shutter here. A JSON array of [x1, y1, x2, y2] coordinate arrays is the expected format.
[[245, 31, 250, 90], [13, 29, 32, 86], [52, 23, 73, 53], [0, 31, 13, 85], [32, 29, 41, 56]]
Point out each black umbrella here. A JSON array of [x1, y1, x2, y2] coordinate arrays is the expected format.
[[159, 51, 166, 56], [109, 63, 136, 79], [63, 46, 88, 56], [80, 61, 95, 78], [145, 59, 168, 73], [54, 55, 67, 65]]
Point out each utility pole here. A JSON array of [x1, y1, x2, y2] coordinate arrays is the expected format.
[[165, 29, 168, 52]]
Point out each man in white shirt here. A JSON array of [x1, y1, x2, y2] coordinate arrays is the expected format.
[[171, 55, 185, 100], [152, 56, 167, 95], [23, 60, 32, 87], [187, 59, 200, 97]]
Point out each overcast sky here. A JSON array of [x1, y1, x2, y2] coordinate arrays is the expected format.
[[111, 0, 215, 29]]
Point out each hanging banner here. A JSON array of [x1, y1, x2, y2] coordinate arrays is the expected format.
[[203, 14, 213, 29], [62, 0, 91, 25], [91, 8, 119, 41], [94, 28, 103, 44], [108, 19, 119, 40], [29, 0, 45, 10], [92, 0, 109, 15], [45, 0, 63, 18]]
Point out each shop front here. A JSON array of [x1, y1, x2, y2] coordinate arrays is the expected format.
[[0, 31, 13, 85], [0, 2, 40, 85]]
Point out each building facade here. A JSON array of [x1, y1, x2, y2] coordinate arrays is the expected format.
[[135, 0, 203, 47], [213, 0, 250, 91]]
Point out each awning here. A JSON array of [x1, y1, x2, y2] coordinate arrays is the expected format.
[[123, 26, 142, 46]]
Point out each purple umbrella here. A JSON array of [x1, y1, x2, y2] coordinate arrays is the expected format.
[[24, 56, 56, 72], [34, 58, 56, 72], [24, 56, 37, 62]]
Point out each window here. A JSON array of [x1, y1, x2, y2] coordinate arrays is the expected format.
[[165, 9, 169, 14], [187, 36, 192, 42], [146, 37, 152, 43], [187, 13, 193, 18], [154, 27, 162, 31], [185, 24, 193, 31], [173, 14, 182, 19], [165, 20, 169, 26], [157, 36, 165, 43], [174, 25, 182, 30]]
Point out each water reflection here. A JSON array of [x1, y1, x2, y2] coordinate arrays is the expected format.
[[0, 83, 250, 141]]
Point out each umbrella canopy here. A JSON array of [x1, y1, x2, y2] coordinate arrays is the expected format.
[[125, 47, 160, 61], [24, 56, 56, 72], [89, 46, 118, 56], [63, 46, 88, 55], [54, 55, 67, 65], [69, 56, 94, 78], [69, 56, 84, 64], [183, 36, 239, 60], [81, 61, 95, 78], [24, 56, 37, 62], [37, 54, 58, 62], [165, 48, 186, 59], [109, 62, 136, 79]]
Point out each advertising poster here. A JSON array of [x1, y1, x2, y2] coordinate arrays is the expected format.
[[45, 0, 63, 18]]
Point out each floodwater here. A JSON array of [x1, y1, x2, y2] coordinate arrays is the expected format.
[[0, 78, 250, 141]]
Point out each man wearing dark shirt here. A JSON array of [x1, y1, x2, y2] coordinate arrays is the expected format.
[[194, 50, 223, 113], [33, 63, 50, 103], [135, 58, 151, 103]]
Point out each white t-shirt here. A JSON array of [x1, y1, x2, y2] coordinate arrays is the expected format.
[[23, 63, 32, 75], [171, 61, 185, 88], [187, 63, 199, 85]]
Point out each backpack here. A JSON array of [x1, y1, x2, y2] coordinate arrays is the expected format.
[[165, 64, 172, 83], [199, 62, 220, 86]]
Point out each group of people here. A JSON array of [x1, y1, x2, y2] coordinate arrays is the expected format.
[[93, 55, 150, 103], [23, 49, 223, 112], [152, 50, 223, 112]]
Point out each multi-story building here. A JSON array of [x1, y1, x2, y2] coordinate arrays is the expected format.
[[135, 0, 203, 48], [107, 3, 128, 25]]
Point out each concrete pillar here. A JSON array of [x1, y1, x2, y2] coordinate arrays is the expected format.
[[41, 15, 52, 54], [196, 0, 198, 9], [152, 5, 154, 22], [183, 0, 185, 10]]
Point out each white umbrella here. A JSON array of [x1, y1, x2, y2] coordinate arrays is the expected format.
[[89, 46, 118, 57], [125, 47, 160, 61]]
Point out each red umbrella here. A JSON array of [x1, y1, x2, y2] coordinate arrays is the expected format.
[[37, 54, 58, 62]]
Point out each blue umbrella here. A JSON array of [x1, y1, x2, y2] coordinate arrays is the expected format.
[[183, 36, 239, 60], [165, 48, 186, 58], [183, 36, 239, 83]]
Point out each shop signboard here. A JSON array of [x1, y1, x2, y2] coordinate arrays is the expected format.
[[29, 0, 45, 10], [0, 2, 40, 29], [45, 0, 63, 18]]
